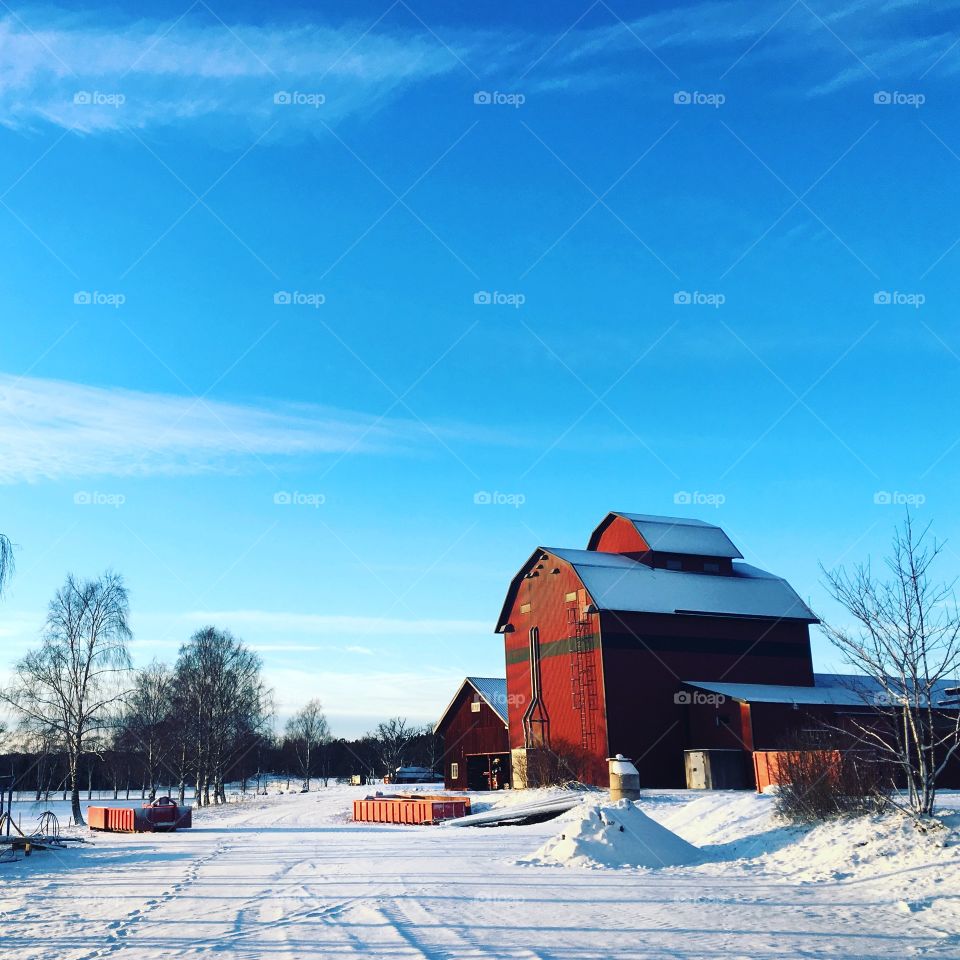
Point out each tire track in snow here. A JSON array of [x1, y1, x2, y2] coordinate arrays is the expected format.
[[361, 896, 553, 960]]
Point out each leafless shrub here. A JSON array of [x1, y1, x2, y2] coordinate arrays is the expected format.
[[774, 730, 892, 822]]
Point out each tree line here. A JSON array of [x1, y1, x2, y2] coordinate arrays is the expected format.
[[0, 562, 440, 825]]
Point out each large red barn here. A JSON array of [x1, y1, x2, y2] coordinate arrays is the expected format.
[[496, 512, 829, 788]]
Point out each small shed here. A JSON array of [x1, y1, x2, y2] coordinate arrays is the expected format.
[[436, 677, 511, 790]]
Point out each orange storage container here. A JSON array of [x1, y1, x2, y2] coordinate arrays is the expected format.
[[88, 798, 192, 832], [352, 794, 470, 824]]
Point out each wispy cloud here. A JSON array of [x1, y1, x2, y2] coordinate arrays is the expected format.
[[1, 3, 956, 135], [0, 10, 472, 133], [0, 373, 494, 482]]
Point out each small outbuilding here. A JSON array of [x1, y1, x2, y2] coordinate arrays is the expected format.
[[436, 677, 511, 791]]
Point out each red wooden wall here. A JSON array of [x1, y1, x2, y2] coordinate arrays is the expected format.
[[437, 683, 509, 790], [503, 552, 609, 784]]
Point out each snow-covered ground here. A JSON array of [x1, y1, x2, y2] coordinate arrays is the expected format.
[[2, 786, 959, 959]]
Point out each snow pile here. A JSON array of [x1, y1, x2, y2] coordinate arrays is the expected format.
[[522, 799, 700, 869]]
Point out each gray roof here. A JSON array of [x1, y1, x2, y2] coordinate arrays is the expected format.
[[684, 673, 960, 707], [547, 547, 817, 622], [610, 512, 743, 559], [436, 677, 508, 730]]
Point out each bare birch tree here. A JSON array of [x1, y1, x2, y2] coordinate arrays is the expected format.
[[173, 627, 271, 806], [122, 661, 173, 800], [821, 516, 960, 817], [2, 572, 132, 824], [285, 699, 330, 791], [0, 533, 14, 595]]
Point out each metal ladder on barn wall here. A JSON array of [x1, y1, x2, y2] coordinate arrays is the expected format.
[[569, 612, 599, 751]]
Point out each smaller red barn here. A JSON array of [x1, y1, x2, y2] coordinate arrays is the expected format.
[[436, 677, 511, 791]]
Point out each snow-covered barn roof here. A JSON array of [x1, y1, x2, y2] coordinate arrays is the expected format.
[[684, 673, 960, 707], [545, 547, 817, 623]]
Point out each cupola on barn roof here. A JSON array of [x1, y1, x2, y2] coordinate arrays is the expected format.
[[587, 511, 744, 558]]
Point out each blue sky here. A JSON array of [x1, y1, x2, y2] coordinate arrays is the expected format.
[[2, 0, 960, 735]]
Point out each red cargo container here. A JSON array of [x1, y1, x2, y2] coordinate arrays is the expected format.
[[88, 797, 193, 832], [352, 794, 470, 824]]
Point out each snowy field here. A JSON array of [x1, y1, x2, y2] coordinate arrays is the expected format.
[[2, 785, 959, 959]]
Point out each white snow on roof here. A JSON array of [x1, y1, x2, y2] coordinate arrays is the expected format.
[[548, 547, 816, 622], [686, 674, 960, 707], [612, 512, 743, 559], [684, 680, 869, 706]]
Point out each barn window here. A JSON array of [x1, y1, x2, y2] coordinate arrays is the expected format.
[[520, 602, 531, 614], [704, 561, 720, 574], [450, 762, 459, 780], [471, 700, 481, 712], [666, 558, 682, 571], [564, 591, 577, 602]]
